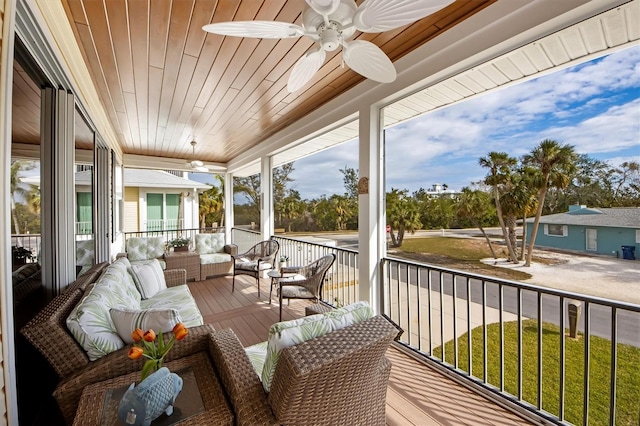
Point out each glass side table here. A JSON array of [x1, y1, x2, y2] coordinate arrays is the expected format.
[[72, 352, 233, 426]]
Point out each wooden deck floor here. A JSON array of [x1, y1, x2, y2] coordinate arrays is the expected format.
[[191, 275, 535, 426]]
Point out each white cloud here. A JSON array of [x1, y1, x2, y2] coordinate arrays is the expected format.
[[542, 99, 640, 153], [288, 47, 640, 197]]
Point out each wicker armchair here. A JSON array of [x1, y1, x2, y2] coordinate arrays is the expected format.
[[208, 315, 399, 426], [232, 240, 279, 297], [277, 253, 336, 320]]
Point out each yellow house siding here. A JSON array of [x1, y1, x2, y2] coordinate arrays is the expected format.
[[123, 186, 139, 232]]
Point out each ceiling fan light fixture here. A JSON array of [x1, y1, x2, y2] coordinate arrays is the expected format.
[[318, 22, 341, 51], [189, 140, 207, 170], [203, 0, 453, 91]]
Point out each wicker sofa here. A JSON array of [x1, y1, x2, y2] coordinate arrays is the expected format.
[[20, 258, 208, 423], [208, 310, 399, 425]]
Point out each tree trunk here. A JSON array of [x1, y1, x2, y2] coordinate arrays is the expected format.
[[525, 186, 548, 267], [493, 188, 519, 263], [520, 214, 527, 261], [390, 229, 398, 247], [478, 225, 497, 258], [397, 228, 405, 247], [506, 214, 518, 259], [10, 197, 21, 235]]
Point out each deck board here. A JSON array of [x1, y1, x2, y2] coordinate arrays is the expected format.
[[189, 275, 535, 426]]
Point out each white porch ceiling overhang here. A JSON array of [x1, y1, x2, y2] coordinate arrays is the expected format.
[[230, 0, 638, 177]]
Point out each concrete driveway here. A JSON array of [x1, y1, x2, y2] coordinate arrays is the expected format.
[[484, 251, 640, 305]]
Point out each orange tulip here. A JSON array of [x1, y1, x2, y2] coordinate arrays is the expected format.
[[128, 346, 144, 360], [131, 328, 144, 342], [143, 329, 156, 342], [173, 323, 188, 341]]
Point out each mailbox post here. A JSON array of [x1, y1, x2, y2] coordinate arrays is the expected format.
[[568, 300, 582, 339]]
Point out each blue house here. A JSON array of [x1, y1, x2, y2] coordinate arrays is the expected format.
[[525, 205, 640, 259]]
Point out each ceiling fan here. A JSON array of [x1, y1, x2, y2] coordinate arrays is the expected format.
[[202, 0, 454, 92], [188, 140, 209, 172]]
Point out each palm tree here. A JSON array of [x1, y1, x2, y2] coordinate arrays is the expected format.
[[478, 152, 519, 263], [456, 188, 497, 258], [280, 190, 304, 232], [500, 172, 537, 260], [332, 195, 353, 231], [522, 139, 577, 266], [10, 160, 36, 234], [386, 188, 422, 247], [199, 186, 223, 228], [214, 174, 225, 227]]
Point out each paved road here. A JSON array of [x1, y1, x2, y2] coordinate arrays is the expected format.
[[388, 265, 640, 347]]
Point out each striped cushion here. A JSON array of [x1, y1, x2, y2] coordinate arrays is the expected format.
[[244, 341, 268, 379], [141, 285, 204, 328], [129, 259, 166, 299], [110, 308, 182, 344]]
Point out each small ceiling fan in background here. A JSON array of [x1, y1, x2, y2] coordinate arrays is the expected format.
[[202, 0, 454, 92], [188, 141, 209, 172]]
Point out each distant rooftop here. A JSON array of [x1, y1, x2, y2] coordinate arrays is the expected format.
[[75, 169, 211, 190], [526, 206, 640, 228]]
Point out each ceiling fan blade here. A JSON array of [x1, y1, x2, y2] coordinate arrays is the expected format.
[[305, 0, 340, 16], [342, 40, 396, 83], [202, 21, 304, 39], [193, 166, 209, 173], [353, 0, 455, 33], [287, 48, 326, 92]]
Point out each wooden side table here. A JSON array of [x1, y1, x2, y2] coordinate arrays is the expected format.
[[72, 352, 233, 425], [165, 252, 201, 282]]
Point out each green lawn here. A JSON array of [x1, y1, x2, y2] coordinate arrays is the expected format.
[[397, 237, 534, 281], [434, 320, 640, 426]]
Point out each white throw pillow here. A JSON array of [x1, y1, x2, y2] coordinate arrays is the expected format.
[[110, 308, 182, 344], [129, 259, 167, 299]]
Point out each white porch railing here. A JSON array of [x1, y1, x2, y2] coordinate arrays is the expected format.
[[146, 219, 184, 232], [231, 228, 640, 425], [382, 256, 640, 426]]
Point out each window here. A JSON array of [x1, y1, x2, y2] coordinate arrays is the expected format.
[[146, 193, 181, 231], [636, 230, 640, 243], [76, 192, 92, 235], [544, 224, 567, 237]]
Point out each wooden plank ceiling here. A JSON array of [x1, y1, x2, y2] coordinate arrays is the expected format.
[[50, 0, 491, 165]]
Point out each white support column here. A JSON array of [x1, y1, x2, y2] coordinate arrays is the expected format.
[[358, 106, 385, 313], [41, 87, 76, 298], [260, 156, 274, 240], [94, 144, 111, 262], [224, 172, 234, 244], [1, 1, 19, 423]]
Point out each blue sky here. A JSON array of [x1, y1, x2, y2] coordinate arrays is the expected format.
[[197, 45, 640, 200]]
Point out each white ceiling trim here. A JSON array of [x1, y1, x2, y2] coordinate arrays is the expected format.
[[123, 153, 226, 173], [383, 1, 639, 131]]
